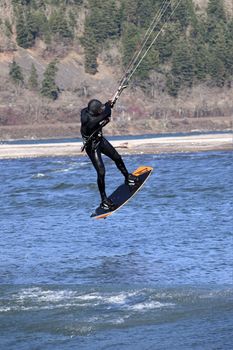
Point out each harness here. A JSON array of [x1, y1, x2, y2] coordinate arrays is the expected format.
[[81, 119, 110, 152]]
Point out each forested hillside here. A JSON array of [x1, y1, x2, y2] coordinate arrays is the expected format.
[[0, 0, 232, 139]]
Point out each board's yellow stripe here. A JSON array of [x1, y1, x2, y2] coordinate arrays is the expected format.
[[133, 166, 153, 176]]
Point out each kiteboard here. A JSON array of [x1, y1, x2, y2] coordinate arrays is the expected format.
[[91, 166, 153, 219]]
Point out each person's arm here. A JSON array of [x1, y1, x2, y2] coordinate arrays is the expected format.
[[96, 101, 112, 120], [88, 102, 112, 130]]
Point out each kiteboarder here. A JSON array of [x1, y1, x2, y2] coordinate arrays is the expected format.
[[80, 99, 138, 210]]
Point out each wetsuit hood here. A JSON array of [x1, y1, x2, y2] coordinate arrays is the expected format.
[[88, 99, 104, 116]]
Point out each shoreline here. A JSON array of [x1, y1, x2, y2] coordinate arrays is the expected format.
[[0, 133, 232, 159]]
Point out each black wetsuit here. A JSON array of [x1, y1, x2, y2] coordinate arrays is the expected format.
[[80, 102, 129, 201]]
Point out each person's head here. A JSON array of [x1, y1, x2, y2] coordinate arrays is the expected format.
[[88, 99, 104, 116]]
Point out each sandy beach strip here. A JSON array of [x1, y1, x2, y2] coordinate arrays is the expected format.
[[0, 133, 232, 159]]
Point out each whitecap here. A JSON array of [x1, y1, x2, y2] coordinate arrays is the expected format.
[[53, 168, 73, 173], [17, 288, 76, 303], [129, 301, 174, 311], [112, 317, 125, 325], [105, 291, 139, 304], [76, 291, 140, 306], [76, 293, 103, 302], [107, 294, 128, 304], [0, 306, 12, 313], [32, 173, 46, 178]]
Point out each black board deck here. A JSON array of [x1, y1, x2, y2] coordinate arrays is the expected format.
[[91, 166, 153, 219]]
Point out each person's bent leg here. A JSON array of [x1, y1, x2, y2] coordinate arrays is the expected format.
[[100, 138, 139, 186], [100, 138, 129, 179]]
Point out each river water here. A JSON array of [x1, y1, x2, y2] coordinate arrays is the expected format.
[[0, 150, 232, 349]]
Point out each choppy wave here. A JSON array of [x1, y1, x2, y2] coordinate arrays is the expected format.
[[1, 284, 232, 345], [1, 285, 232, 317]]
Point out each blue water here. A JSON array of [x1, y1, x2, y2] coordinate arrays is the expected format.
[[0, 151, 232, 349]]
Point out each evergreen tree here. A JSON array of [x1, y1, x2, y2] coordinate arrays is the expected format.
[[167, 39, 194, 96], [84, 47, 98, 75], [172, 0, 193, 29], [166, 73, 180, 97], [123, 0, 138, 26], [68, 9, 76, 30], [192, 41, 208, 81], [208, 55, 226, 87], [15, 7, 37, 48], [16, 7, 29, 48], [9, 60, 24, 85], [4, 19, 13, 38], [121, 22, 140, 68], [82, 28, 98, 75], [49, 9, 73, 40], [136, 48, 159, 83], [25, 10, 38, 44], [157, 22, 180, 63], [41, 60, 59, 100], [137, 0, 158, 28], [157, 0, 172, 22], [28, 63, 38, 90], [224, 19, 233, 77], [81, 0, 122, 74], [207, 23, 228, 86], [205, 0, 227, 44], [86, 0, 121, 42], [189, 16, 209, 81], [31, 10, 48, 39], [171, 39, 194, 87], [207, 0, 226, 22]]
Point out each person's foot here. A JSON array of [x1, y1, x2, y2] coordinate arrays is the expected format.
[[100, 198, 115, 210], [125, 173, 139, 186]]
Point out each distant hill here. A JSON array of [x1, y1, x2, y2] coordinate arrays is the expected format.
[[0, 0, 232, 140]]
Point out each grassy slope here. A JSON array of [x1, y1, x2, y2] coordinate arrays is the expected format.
[[0, 0, 232, 140]]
